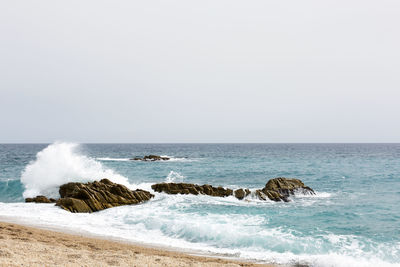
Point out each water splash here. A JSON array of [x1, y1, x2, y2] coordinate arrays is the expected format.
[[165, 171, 185, 183], [20, 142, 129, 198]]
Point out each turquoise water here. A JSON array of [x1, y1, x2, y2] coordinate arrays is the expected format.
[[0, 143, 399, 266]]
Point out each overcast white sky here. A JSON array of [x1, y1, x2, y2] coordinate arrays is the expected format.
[[1, 0, 399, 143]]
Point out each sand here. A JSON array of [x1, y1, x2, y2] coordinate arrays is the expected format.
[[0, 221, 277, 267]]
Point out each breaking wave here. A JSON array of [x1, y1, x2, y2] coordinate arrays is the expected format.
[[165, 171, 185, 183], [20, 142, 130, 198]]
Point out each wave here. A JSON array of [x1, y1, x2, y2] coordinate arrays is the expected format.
[[165, 171, 185, 183], [291, 190, 333, 199], [20, 142, 131, 199], [214, 187, 334, 204], [160, 156, 198, 162], [0, 201, 398, 267]]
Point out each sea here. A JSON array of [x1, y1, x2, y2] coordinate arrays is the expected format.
[[0, 142, 399, 267]]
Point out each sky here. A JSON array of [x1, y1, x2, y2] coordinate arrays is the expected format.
[[1, 0, 399, 143]]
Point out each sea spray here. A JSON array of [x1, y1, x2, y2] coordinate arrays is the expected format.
[[20, 142, 129, 198], [165, 171, 185, 183]]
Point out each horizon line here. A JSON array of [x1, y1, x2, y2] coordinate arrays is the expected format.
[[1, 142, 400, 145]]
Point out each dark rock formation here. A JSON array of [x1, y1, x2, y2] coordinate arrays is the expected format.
[[151, 183, 234, 197], [265, 177, 315, 196], [234, 188, 251, 200], [130, 155, 170, 161], [56, 179, 154, 213], [25, 177, 314, 213], [25, 195, 56, 203], [255, 189, 284, 202], [151, 177, 314, 202], [256, 177, 315, 202]]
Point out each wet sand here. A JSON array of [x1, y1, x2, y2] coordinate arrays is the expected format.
[[0, 221, 277, 267]]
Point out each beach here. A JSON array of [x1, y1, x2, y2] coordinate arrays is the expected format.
[[0, 221, 275, 267]]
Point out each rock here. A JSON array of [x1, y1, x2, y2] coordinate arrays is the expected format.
[[151, 178, 314, 202], [255, 189, 285, 202], [234, 188, 251, 200], [144, 155, 169, 161], [25, 195, 56, 203], [56, 179, 154, 213], [56, 198, 93, 213], [255, 177, 315, 202], [151, 183, 234, 197], [130, 155, 170, 161], [263, 177, 315, 197]]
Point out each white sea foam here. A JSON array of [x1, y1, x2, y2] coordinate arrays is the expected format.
[[293, 191, 333, 198], [160, 155, 198, 162], [20, 142, 130, 198], [0, 200, 398, 267], [165, 171, 185, 183]]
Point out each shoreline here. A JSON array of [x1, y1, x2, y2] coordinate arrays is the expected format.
[[0, 220, 279, 267]]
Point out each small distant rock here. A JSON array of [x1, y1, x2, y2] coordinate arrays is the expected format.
[[56, 179, 154, 213], [25, 195, 56, 203], [130, 155, 170, 161]]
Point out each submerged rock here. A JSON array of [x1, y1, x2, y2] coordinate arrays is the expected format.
[[25, 195, 56, 203], [151, 183, 234, 197], [130, 155, 170, 161], [56, 179, 154, 213]]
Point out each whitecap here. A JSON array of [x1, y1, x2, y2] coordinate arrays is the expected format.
[[165, 171, 185, 183], [160, 155, 198, 162], [20, 142, 131, 198]]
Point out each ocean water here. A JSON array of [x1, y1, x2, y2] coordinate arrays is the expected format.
[[0, 143, 399, 267]]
